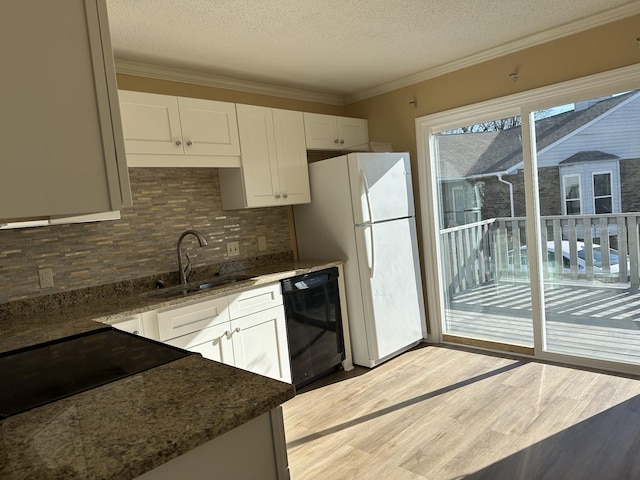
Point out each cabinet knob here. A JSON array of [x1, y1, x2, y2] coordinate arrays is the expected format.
[[233, 327, 241, 334], [175, 140, 182, 146], [334, 138, 339, 144], [132, 330, 139, 335], [186, 140, 193, 147], [340, 139, 345, 144], [275, 193, 281, 199], [283, 193, 288, 199]]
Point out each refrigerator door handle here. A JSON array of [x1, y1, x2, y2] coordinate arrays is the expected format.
[[366, 222, 376, 279], [359, 169, 374, 224]]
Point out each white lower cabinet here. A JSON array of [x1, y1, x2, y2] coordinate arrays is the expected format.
[[154, 283, 291, 383], [231, 306, 291, 383], [135, 407, 289, 480], [156, 295, 229, 342], [102, 314, 145, 336], [165, 322, 235, 366]]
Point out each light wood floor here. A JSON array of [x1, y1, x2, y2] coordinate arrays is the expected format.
[[282, 344, 640, 479]]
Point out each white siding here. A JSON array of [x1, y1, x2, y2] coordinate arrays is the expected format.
[[537, 92, 640, 168]]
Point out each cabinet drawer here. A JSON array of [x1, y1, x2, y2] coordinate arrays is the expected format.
[[164, 322, 232, 352], [156, 296, 229, 341], [227, 283, 283, 320]]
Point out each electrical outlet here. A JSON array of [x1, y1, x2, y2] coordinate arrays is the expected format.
[[227, 241, 239, 256], [258, 236, 267, 251], [38, 268, 54, 288]]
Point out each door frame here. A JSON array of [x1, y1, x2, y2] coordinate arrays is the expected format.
[[416, 63, 640, 375]]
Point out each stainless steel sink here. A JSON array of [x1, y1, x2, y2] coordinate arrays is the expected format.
[[142, 274, 254, 299]]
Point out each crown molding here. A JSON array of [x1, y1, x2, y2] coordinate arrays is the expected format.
[[114, 59, 345, 106], [114, 2, 640, 107], [344, 1, 640, 104]]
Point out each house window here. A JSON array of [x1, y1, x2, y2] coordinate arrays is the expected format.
[[593, 172, 613, 214], [563, 174, 582, 215]]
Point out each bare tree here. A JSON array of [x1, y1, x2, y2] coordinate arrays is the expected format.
[[442, 110, 554, 135]]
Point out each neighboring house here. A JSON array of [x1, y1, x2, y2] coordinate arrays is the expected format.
[[436, 90, 640, 227]]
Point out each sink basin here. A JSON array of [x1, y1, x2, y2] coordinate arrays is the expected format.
[[142, 274, 254, 299], [142, 287, 198, 299], [195, 274, 254, 290]]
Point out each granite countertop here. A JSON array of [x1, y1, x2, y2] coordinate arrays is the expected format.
[[0, 259, 344, 354], [0, 355, 294, 479], [0, 259, 343, 479]]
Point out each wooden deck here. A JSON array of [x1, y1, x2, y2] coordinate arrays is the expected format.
[[446, 280, 640, 364]]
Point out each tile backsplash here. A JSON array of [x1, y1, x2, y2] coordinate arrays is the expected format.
[[0, 168, 291, 303]]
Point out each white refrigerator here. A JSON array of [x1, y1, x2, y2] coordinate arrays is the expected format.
[[294, 152, 426, 367]]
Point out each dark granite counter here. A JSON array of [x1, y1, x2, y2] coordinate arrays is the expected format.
[[0, 355, 294, 479], [0, 259, 343, 479], [0, 260, 344, 353]]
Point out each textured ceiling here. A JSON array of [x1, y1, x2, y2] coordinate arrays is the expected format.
[[106, 0, 640, 101]]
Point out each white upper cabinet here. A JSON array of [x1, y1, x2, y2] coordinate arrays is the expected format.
[[119, 91, 182, 155], [303, 113, 369, 151], [0, 0, 131, 221], [219, 104, 310, 209], [118, 90, 241, 168]]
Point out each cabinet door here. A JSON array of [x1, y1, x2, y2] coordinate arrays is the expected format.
[[167, 323, 235, 365], [235, 104, 281, 207], [273, 109, 310, 205], [303, 113, 339, 150], [337, 116, 369, 150], [0, 0, 131, 219], [177, 98, 240, 156], [119, 91, 183, 154], [231, 306, 291, 383]]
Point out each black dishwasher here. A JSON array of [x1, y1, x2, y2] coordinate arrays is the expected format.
[[281, 267, 345, 389]]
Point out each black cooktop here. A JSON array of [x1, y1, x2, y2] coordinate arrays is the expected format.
[[0, 327, 192, 419]]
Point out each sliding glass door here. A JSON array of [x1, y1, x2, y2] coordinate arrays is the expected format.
[[533, 92, 640, 365], [420, 71, 640, 372], [432, 116, 534, 353]]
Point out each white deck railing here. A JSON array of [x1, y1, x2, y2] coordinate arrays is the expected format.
[[441, 213, 640, 296]]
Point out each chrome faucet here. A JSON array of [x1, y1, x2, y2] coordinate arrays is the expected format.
[[177, 229, 209, 285]]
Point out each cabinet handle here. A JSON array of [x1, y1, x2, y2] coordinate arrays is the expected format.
[[175, 140, 182, 146], [221, 330, 231, 340], [283, 193, 288, 199], [334, 138, 339, 144], [132, 330, 139, 335], [340, 139, 345, 144], [186, 140, 193, 147], [275, 193, 281, 199], [233, 327, 241, 334]]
